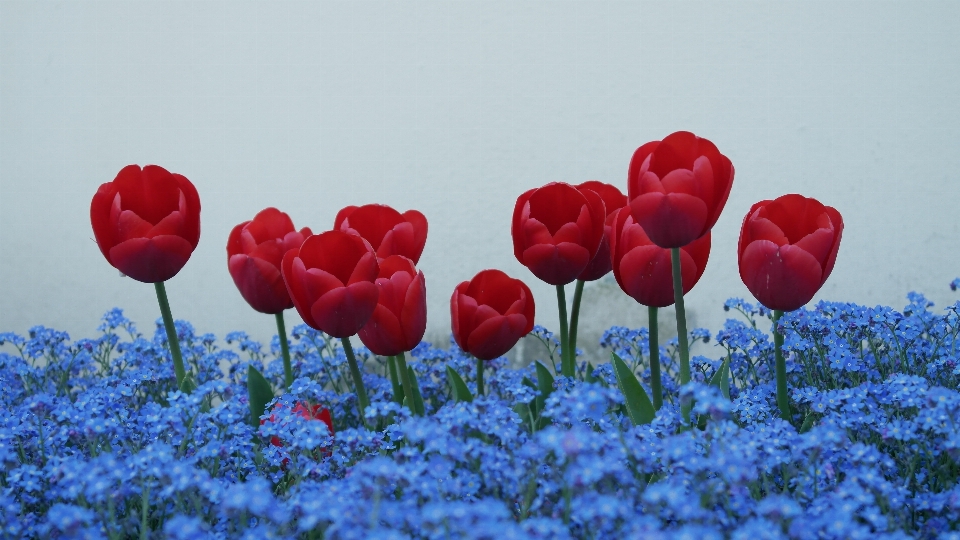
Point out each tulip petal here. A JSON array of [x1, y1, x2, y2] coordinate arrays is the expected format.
[[649, 131, 699, 176], [627, 141, 661, 200], [748, 216, 789, 246], [527, 183, 589, 235], [115, 210, 154, 242], [740, 240, 823, 312], [631, 192, 708, 249], [358, 304, 404, 356], [311, 281, 379, 338], [228, 254, 291, 314], [467, 313, 528, 360], [522, 243, 590, 286], [108, 235, 193, 283], [399, 271, 427, 349], [794, 226, 836, 267]]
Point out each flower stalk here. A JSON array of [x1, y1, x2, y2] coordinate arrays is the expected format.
[[275, 312, 293, 388], [155, 281, 188, 393], [648, 305, 662, 410], [670, 247, 690, 422], [340, 337, 369, 417], [773, 309, 791, 421]]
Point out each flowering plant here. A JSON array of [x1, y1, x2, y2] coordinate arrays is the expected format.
[[4, 135, 955, 538]]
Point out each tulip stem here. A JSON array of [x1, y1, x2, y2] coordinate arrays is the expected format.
[[568, 279, 585, 375], [773, 310, 792, 421], [476, 356, 485, 396], [556, 285, 572, 377], [275, 312, 293, 389], [154, 281, 188, 393], [648, 305, 662, 410], [395, 352, 418, 415], [670, 248, 691, 423], [340, 337, 370, 420]]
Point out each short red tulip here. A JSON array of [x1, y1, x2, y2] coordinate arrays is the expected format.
[[90, 164, 201, 283], [627, 131, 734, 249], [610, 207, 711, 307], [512, 182, 607, 286], [227, 208, 312, 314], [738, 194, 843, 312], [261, 402, 334, 465], [357, 255, 427, 356], [281, 231, 379, 338], [334, 204, 428, 264], [575, 181, 627, 282], [451, 269, 535, 361]]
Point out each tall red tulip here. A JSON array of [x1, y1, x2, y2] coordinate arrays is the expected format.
[[738, 194, 843, 312], [90, 164, 201, 283], [627, 131, 734, 249], [512, 182, 606, 286], [227, 208, 311, 314], [334, 204, 428, 263], [611, 207, 711, 308], [281, 231, 379, 338], [451, 269, 535, 361], [575, 181, 627, 282], [357, 255, 427, 356]]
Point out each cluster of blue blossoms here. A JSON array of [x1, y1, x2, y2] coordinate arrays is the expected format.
[[1, 283, 959, 539]]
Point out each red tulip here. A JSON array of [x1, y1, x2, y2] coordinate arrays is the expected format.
[[512, 182, 607, 286], [281, 231, 379, 338], [90, 164, 201, 283], [357, 255, 427, 356], [738, 194, 843, 312], [334, 204, 428, 264], [610, 207, 711, 307], [575, 181, 627, 282], [627, 131, 734, 249], [451, 269, 535, 360], [261, 402, 334, 466], [227, 208, 312, 314]]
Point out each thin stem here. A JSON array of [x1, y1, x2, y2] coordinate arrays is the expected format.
[[395, 352, 418, 415], [340, 337, 370, 419], [670, 248, 690, 422], [773, 310, 792, 421], [648, 305, 662, 410], [275, 312, 293, 388], [476, 356, 485, 396], [556, 284, 572, 377], [568, 279, 585, 371], [155, 281, 187, 392]]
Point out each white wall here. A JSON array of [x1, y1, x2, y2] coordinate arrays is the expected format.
[[2, 1, 958, 358]]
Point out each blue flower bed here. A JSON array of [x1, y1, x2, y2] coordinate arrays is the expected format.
[[2, 286, 960, 539]]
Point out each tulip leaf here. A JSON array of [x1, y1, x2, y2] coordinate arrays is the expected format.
[[611, 353, 655, 426], [709, 355, 731, 400], [534, 361, 555, 430], [446, 366, 474, 403], [585, 362, 598, 384], [388, 356, 404, 405], [247, 365, 275, 428], [407, 366, 426, 416]]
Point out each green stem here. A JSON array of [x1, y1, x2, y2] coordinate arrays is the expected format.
[[275, 312, 293, 388], [140, 482, 150, 540], [395, 352, 418, 415], [340, 338, 370, 419], [476, 356, 485, 396], [556, 284, 572, 377], [670, 247, 690, 422], [568, 279, 585, 373], [155, 281, 187, 392], [773, 310, 792, 421], [648, 305, 662, 410]]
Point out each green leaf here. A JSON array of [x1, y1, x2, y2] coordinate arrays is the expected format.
[[584, 362, 598, 384], [247, 365, 275, 427], [388, 356, 404, 405], [407, 366, 426, 416], [446, 366, 474, 403], [709, 355, 731, 400], [533, 361, 555, 430], [611, 353, 655, 426]]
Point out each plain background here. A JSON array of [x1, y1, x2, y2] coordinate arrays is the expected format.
[[1, 1, 958, 362]]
